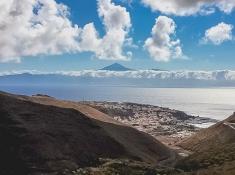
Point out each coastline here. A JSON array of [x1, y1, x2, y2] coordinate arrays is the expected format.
[[1, 86, 234, 121], [85, 101, 217, 147]]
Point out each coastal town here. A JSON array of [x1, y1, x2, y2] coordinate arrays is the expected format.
[[86, 101, 217, 146]]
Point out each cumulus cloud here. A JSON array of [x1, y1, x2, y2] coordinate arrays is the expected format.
[[0, 0, 132, 62], [141, 0, 235, 16], [203, 22, 233, 45], [144, 16, 183, 62], [80, 0, 132, 60], [0, 0, 80, 62]]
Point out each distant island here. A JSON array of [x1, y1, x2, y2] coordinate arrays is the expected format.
[[100, 63, 133, 71], [100, 63, 165, 72], [1, 64, 235, 88]]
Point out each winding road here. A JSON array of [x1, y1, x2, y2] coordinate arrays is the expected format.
[[223, 122, 235, 130]]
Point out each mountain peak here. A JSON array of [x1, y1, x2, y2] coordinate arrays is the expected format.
[[100, 63, 132, 71]]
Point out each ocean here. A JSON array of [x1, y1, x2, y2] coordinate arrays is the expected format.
[[1, 85, 235, 120]]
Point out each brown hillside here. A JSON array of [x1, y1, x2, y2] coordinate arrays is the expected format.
[[0, 91, 175, 175], [179, 113, 235, 152], [176, 113, 235, 174]]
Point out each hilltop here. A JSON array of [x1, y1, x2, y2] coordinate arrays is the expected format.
[[0, 91, 176, 175], [176, 113, 235, 174]]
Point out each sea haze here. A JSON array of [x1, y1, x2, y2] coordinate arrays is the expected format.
[[0, 84, 234, 121]]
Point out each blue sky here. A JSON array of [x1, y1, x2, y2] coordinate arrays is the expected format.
[[0, 0, 235, 71]]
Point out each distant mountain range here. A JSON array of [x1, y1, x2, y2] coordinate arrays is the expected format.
[[100, 63, 165, 71], [0, 64, 235, 87], [100, 63, 133, 71]]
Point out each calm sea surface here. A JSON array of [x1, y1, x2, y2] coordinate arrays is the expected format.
[[1, 85, 235, 120]]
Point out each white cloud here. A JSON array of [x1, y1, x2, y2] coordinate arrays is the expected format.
[[0, 0, 132, 62], [203, 22, 233, 45], [0, 0, 80, 62], [80, 0, 132, 60], [144, 16, 183, 62], [2, 69, 235, 81], [141, 0, 235, 16]]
